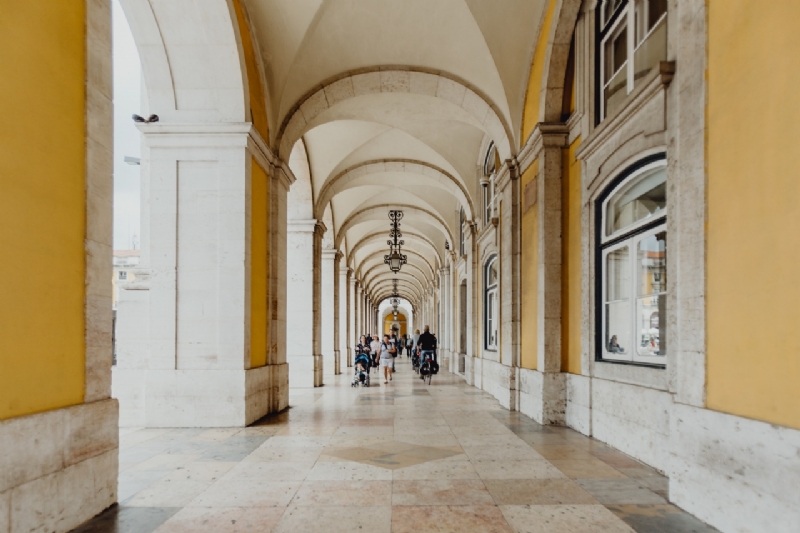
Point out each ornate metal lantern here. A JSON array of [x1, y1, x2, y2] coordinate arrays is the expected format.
[[384, 210, 407, 273]]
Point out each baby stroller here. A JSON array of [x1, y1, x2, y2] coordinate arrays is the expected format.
[[352, 353, 372, 387]]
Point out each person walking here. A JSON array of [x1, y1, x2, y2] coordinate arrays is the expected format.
[[379, 334, 395, 384], [412, 329, 421, 356], [405, 334, 413, 358], [369, 335, 381, 371], [390, 332, 399, 372]]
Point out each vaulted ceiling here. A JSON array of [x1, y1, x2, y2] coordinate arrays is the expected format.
[[247, 0, 549, 304]]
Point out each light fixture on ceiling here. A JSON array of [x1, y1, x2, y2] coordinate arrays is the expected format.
[[384, 210, 407, 273]]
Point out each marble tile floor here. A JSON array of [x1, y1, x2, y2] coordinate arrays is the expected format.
[[73, 359, 718, 533]]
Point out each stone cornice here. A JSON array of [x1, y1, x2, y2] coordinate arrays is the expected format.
[[287, 219, 319, 234], [136, 122, 297, 189], [577, 62, 675, 161]]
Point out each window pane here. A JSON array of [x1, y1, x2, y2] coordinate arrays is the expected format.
[[637, 231, 667, 296], [603, 0, 625, 28], [605, 246, 630, 357], [487, 260, 498, 286], [606, 166, 666, 236], [604, 22, 628, 82], [633, 11, 666, 84], [603, 21, 628, 118], [606, 246, 630, 301], [606, 300, 630, 355], [647, 0, 667, 30], [636, 295, 665, 356]]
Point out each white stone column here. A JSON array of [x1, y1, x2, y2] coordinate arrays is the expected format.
[[355, 282, 362, 341], [347, 270, 355, 367], [442, 265, 452, 371], [286, 220, 318, 388], [312, 222, 326, 386], [114, 124, 289, 426], [321, 248, 337, 378], [338, 260, 348, 371]]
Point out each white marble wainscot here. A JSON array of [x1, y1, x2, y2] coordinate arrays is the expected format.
[[591, 377, 672, 473], [0, 400, 118, 533], [245, 364, 288, 425], [670, 404, 800, 533], [472, 357, 483, 390], [464, 355, 476, 386], [113, 284, 150, 427], [565, 373, 591, 436], [480, 359, 516, 410], [518, 368, 566, 425]]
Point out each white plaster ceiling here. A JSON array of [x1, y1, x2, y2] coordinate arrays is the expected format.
[[255, 0, 550, 301]]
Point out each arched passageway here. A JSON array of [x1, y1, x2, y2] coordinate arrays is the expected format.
[[3, 1, 800, 532]]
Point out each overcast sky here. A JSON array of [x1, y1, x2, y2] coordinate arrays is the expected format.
[[113, 0, 141, 250]]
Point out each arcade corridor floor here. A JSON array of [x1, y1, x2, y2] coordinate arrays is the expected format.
[[74, 359, 718, 533]]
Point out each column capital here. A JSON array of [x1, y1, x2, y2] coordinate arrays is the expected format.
[[314, 220, 328, 236], [288, 219, 320, 234]]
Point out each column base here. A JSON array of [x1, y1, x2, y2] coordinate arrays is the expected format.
[[517, 368, 566, 425], [0, 399, 118, 533], [113, 365, 288, 427]]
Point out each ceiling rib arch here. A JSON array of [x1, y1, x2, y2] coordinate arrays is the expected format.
[[365, 270, 428, 297], [359, 264, 430, 296], [277, 67, 513, 160], [374, 290, 419, 306], [336, 204, 454, 250], [356, 248, 437, 283], [369, 279, 422, 302], [348, 230, 441, 270], [316, 159, 475, 221]]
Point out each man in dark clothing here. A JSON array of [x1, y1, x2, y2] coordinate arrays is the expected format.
[[417, 325, 437, 363]]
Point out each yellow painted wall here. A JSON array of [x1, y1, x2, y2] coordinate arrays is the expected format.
[[384, 313, 407, 337], [250, 159, 269, 368], [706, 1, 800, 429], [521, 0, 557, 146], [232, 0, 269, 141], [561, 138, 582, 374], [520, 161, 539, 370], [0, 3, 87, 419]]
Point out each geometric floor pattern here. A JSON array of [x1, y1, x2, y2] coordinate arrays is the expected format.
[[72, 357, 719, 532]]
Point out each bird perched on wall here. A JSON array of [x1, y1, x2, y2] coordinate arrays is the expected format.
[[132, 114, 159, 123]]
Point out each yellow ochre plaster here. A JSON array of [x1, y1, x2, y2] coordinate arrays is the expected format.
[[521, 161, 540, 370], [562, 138, 582, 374], [250, 159, 269, 368], [706, 0, 800, 429], [232, 0, 269, 141], [0, 3, 87, 419], [521, 0, 557, 147]]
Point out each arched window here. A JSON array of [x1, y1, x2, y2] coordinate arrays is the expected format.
[[597, 155, 666, 365], [482, 143, 497, 224], [484, 255, 499, 350], [599, 0, 668, 120]]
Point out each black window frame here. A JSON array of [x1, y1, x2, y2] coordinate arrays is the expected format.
[[594, 152, 667, 367]]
